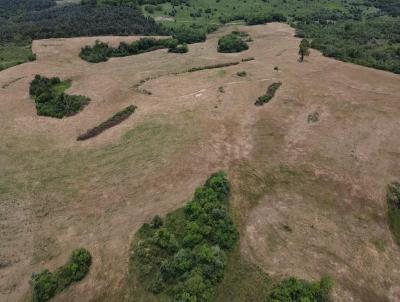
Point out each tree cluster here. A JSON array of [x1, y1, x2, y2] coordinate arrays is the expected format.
[[218, 32, 249, 53], [31, 248, 92, 302], [131, 172, 238, 302], [30, 75, 89, 118]]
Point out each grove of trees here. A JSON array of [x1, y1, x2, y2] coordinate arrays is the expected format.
[[130, 172, 238, 301], [30, 75, 89, 118]]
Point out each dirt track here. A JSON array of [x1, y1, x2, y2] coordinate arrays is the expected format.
[[1, 23, 400, 301]]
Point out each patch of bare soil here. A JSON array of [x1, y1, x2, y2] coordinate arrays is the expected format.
[[0, 23, 399, 302]]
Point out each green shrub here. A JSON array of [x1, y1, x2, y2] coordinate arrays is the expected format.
[[169, 43, 189, 53], [265, 276, 333, 302], [218, 32, 249, 53], [255, 82, 282, 106], [237, 71, 247, 77], [387, 183, 400, 245], [77, 105, 137, 140], [31, 248, 92, 302]]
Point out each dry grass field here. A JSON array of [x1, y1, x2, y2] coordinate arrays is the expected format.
[[1, 23, 400, 301]]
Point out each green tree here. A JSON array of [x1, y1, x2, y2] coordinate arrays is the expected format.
[[299, 39, 310, 62]]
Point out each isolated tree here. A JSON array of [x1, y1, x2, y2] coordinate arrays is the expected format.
[[299, 38, 310, 62]]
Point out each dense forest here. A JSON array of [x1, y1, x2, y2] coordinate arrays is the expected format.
[[0, 4, 164, 43]]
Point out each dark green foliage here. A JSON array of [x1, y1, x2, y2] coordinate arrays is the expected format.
[[218, 32, 249, 53], [30, 75, 89, 118], [255, 82, 282, 106], [237, 71, 247, 77], [80, 38, 182, 63], [172, 27, 207, 44], [387, 183, 400, 245], [77, 105, 137, 140], [265, 276, 333, 302], [29, 75, 61, 98], [130, 172, 238, 302], [31, 248, 92, 302]]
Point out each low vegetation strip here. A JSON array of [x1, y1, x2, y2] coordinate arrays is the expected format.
[[387, 183, 400, 245], [255, 82, 282, 106], [80, 38, 182, 63], [30, 75, 89, 118], [187, 61, 240, 73], [31, 248, 92, 302], [77, 105, 137, 141], [128, 171, 238, 302]]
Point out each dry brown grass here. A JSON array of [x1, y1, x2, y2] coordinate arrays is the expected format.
[[0, 23, 400, 302]]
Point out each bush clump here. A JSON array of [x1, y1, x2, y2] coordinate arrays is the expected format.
[[31, 248, 92, 302], [387, 183, 400, 245], [218, 32, 249, 53], [130, 171, 238, 302], [77, 105, 137, 141], [255, 82, 282, 106], [265, 276, 333, 302], [30, 75, 89, 118]]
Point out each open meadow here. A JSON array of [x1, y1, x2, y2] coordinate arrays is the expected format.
[[1, 23, 400, 301]]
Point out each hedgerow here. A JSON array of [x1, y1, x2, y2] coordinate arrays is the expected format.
[[77, 105, 137, 141], [31, 248, 92, 302], [30, 75, 89, 118], [387, 183, 400, 245], [187, 61, 239, 72], [130, 171, 238, 302], [255, 82, 282, 106]]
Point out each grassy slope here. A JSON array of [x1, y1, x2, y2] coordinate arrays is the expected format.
[[0, 43, 34, 71], [143, 0, 356, 29]]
